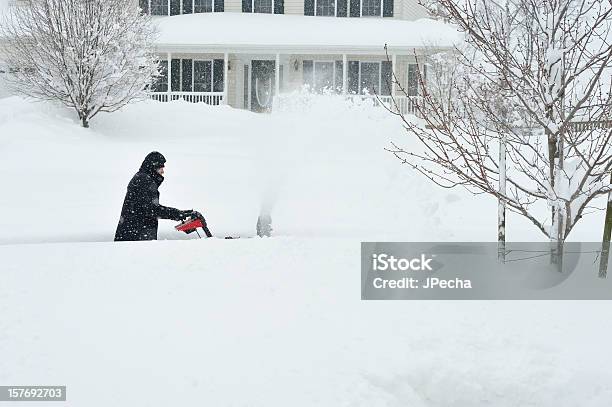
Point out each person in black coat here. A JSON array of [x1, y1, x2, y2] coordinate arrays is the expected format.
[[114, 152, 195, 241]]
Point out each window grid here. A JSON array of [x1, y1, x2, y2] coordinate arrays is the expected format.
[[148, 0, 220, 15], [194, 0, 213, 12], [310, 61, 337, 92], [361, 0, 383, 16], [315, 0, 336, 16], [358, 62, 381, 95], [150, 0, 169, 15], [252, 0, 274, 13], [193, 60, 215, 92]]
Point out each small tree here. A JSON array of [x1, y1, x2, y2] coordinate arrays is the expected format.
[[389, 0, 612, 256], [0, 0, 159, 128]]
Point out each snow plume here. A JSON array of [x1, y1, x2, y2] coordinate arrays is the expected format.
[[0, 0, 159, 128]]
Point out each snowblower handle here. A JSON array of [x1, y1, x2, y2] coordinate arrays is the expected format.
[[175, 213, 213, 238]]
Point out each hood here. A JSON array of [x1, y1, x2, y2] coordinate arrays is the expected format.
[[139, 151, 166, 185]]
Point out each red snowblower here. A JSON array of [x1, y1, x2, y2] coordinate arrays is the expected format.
[[175, 212, 213, 238]]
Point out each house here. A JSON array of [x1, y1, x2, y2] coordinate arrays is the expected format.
[[0, 0, 459, 112], [138, 0, 459, 113]]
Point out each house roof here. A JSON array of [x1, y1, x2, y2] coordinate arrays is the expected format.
[[154, 13, 461, 55]]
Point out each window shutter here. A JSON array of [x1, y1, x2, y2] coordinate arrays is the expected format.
[[383, 0, 393, 17], [304, 0, 314, 15], [274, 0, 284, 14], [303, 60, 313, 88], [213, 59, 224, 92], [215, 0, 225, 12], [349, 0, 360, 17], [334, 61, 343, 92], [183, 0, 192, 13], [337, 0, 348, 16], [171, 59, 181, 92], [182, 59, 193, 91], [348, 61, 359, 93], [381, 60, 392, 96], [170, 0, 181, 15], [138, 0, 149, 14], [242, 0, 252, 12]]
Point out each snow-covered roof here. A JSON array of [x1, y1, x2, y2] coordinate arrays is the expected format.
[[154, 13, 461, 55]]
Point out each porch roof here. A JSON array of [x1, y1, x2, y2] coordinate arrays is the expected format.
[[154, 13, 461, 55]]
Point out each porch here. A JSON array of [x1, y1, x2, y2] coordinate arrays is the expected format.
[[148, 51, 425, 116]]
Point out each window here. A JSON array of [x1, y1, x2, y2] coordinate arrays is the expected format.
[[153, 61, 169, 92], [316, 0, 335, 16], [359, 62, 380, 95], [253, 0, 273, 13], [361, 0, 382, 16], [314, 62, 334, 91], [150, 0, 168, 15], [406, 63, 427, 96], [304, 60, 343, 93], [194, 60, 213, 92], [194, 0, 213, 12]]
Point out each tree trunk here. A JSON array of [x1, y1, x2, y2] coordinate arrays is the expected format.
[[498, 135, 506, 263], [81, 116, 89, 128], [599, 173, 612, 278]]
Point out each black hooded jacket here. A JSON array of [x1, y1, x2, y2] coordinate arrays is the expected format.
[[114, 152, 183, 241]]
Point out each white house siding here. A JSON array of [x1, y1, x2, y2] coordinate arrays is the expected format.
[[284, 0, 304, 15], [225, 0, 242, 12], [400, 0, 430, 20]]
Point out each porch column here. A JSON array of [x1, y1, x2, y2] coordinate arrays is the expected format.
[[148, 0, 151, 14], [167, 52, 171, 101], [391, 54, 397, 97], [275, 53, 280, 96], [223, 52, 229, 105], [342, 54, 348, 95]]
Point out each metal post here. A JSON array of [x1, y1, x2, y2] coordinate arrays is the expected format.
[[391, 53, 397, 112], [391, 54, 396, 96], [223, 52, 229, 105], [167, 52, 171, 102], [599, 173, 612, 278], [275, 53, 280, 96], [342, 54, 348, 95]]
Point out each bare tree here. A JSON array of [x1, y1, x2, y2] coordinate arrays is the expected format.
[[0, 0, 159, 128], [389, 0, 612, 257]]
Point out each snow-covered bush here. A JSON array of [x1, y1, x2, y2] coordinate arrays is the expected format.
[[0, 0, 159, 127]]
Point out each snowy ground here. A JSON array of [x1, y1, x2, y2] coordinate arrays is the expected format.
[[1, 94, 610, 406]]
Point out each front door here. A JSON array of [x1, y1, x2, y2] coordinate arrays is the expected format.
[[251, 60, 275, 113]]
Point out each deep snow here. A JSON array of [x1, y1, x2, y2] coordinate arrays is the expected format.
[[154, 13, 461, 51], [2, 238, 611, 406], [0, 94, 604, 244], [0, 94, 610, 406]]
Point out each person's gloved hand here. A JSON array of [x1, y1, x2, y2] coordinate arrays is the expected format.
[[192, 211, 205, 222], [179, 209, 196, 221]]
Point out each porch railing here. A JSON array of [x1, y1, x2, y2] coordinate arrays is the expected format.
[[353, 95, 422, 116], [569, 120, 612, 132], [149, 92, 224, 105]]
